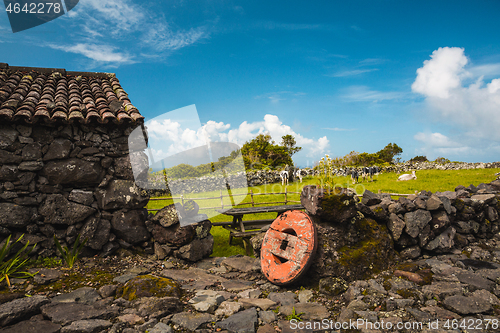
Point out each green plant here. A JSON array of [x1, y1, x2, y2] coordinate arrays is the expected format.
[[53, 234, 87, 268], [286, 307, 304, 321], [272, 306, 280, 314], [0, 234, 37, 287]]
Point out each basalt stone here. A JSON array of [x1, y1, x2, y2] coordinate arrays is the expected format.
[[150, 203, 185, 228], [471, 193, 497, 205], [111, 209, 150, 245], [0, 295, 49, 327], [310, 217, 396, 282], [487, 206, 499, 222], [113, 156, 134, 180], [368, 204, 388, 222], [80, 216, 111, 250], [42, 158, 104, 185], [0, 165, 19, 181], [152, 224, 195, 247], [424, 227, 456, 253], [116, 275, 182, 301], [0, 150, 22, 164], [177, 235, 214, 262], [388, 213, 405, 241], [400, 245, 421, 259], [68, 189, 94, 206], [404, 209, 432, 238], [0, 203, 37, 228], [426, 195, 444, 210], [192, 219, 212, 239], [39, 194, 95, 225], [21, 143, 42, 161], [0, 126, 18, 149], [19, 161, 44, 171], [300, 185, 357, 223], [43, 138, 72, 161], [399, 197, 416, 211], [361, 190, 381, 206], [430, 210, 450, 230], [95, 179, 149, 210]]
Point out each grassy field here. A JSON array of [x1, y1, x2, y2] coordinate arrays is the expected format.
[[147, 168, 500, 257]]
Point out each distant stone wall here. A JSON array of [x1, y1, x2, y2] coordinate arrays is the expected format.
[[146, 170, 289, 197], [382, 161, 500, 173], [0, 122, 151, 257]]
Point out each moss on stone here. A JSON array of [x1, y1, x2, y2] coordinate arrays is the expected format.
[[336, 218, 394, 279], [116, 274, 182, 301]]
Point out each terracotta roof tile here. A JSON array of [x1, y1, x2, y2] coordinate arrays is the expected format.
[[0, 63, 144, 125]]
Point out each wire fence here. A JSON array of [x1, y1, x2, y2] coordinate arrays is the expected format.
[[147, 189, 419, 212]]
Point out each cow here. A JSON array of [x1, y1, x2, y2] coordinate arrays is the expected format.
[[398, 170, 417, 181], [280, 170, 289, 185], [351, 168, 359, 184], [294, 168, 306, 183]]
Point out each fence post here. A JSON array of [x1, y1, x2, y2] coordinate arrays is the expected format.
[[250, 189, 254, 207], [181, 195, 184, 206], [285, 187, 288, 205], [378, 189, 382, 194], [415, 190, 418, 195], [220, 190, 224, 210]]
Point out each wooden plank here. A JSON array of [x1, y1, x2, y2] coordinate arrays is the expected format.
[[217, 204, 304, 216]]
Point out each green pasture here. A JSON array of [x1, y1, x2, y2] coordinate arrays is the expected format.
[[147, 168, 500, 257]]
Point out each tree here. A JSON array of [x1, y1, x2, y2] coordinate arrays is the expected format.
[[410, 155, 428, 163], [281, 135, 302, 157], [377, 143, 403, 164], [241, 133, 293, 170]]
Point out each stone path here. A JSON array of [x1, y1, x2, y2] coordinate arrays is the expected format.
[[2, 235, 500, 332]]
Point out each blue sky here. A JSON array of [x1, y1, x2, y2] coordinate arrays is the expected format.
[[2, 0, 500, 167]]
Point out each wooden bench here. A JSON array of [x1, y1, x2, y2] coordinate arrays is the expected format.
[[214, 204, 304, 255]]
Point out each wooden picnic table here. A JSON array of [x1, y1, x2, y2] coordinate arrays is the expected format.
[[214, 204, 304, 255]]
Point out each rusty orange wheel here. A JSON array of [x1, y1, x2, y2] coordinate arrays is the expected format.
[[260, 210, 317, 285]]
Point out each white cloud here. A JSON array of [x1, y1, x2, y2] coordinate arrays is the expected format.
[[51, 0, 211, 65], [414, 132, 460, 148], [413, 132, 471, 159], [48, 43, 135, 65], [328, 68, 378, 77], [146, 114, 329, 161], [412, 47, 500, 141], [412, 47, 469, 99], [342, 86, 408, 102], [142, 23, 209, 51], [254, 91, 306, 104]]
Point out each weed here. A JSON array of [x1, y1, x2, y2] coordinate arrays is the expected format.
[[0, 234, 37, 287], [286, 307, 304, 321], [54, 234, 87, 269]]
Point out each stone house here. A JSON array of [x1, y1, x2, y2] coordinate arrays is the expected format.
[[0, 63, 152, 257]]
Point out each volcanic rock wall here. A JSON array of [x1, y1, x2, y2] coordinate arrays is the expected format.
[[252, 180, 500, 282], [0, 122, 151, 257]]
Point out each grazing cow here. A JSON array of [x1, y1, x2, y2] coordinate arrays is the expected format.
[[362, 167, 369, 181], [351, 168, 359, 184], [294, 168, 306, 183], [280, 170, 289, 185], [398, 170, 417, 181]]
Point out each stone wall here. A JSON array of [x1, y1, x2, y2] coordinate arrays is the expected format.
[[146, 170, 287, 197], [382, 161, 500, 173], [0, 122, 151, 257], [252, 179, 500, 282]]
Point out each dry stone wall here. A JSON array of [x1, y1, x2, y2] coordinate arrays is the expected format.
[[252, 179, 500, 283], [0, 122, 151, 257]]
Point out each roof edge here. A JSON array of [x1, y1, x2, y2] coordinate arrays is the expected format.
[[0, 63, 115, 78]]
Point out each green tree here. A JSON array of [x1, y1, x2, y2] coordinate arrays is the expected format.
[[410, 155, 428, 163], [241, 133, 293, 170], [281, 135, 302, 157], [377, 143, 403, 164]]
